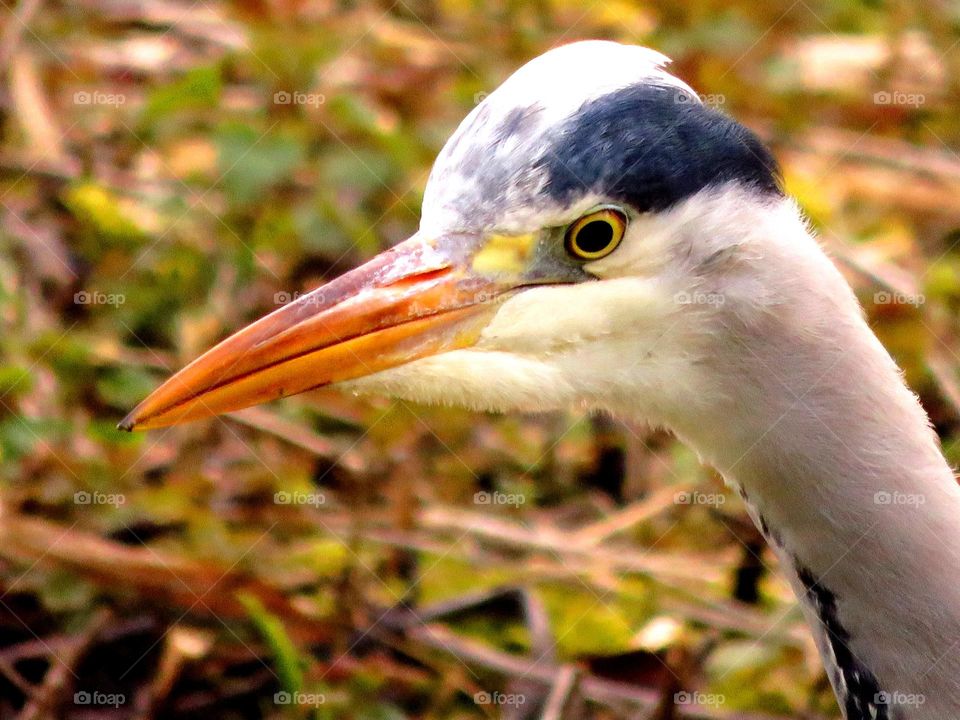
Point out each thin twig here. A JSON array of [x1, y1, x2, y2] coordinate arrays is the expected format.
[[404, 623, 816, 720], [540, 664, 580, 720], [571, 483, 694, 548], [18, 607, 112, 720], [229, 406, 367, 473], [0, 0, 43, 70], [0, 657, 36, 698]]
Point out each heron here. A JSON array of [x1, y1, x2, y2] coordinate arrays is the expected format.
[[120, 41, 960, 719]]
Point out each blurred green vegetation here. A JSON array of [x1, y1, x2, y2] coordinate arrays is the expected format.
[[2, 0, 960, 718]]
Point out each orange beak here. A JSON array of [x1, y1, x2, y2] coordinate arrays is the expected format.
[[119, 234, 517, 430]]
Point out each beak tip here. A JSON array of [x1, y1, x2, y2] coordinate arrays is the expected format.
[[117, 410, 139, 432]]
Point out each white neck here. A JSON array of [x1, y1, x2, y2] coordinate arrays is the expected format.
[[349, 193, 960, 717], [673, 202, 960, 719]]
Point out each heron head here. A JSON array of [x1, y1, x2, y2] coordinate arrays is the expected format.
[[121, 40, 782, 431]]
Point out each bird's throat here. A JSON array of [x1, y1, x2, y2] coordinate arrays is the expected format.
[[674, 221, 960, 719]]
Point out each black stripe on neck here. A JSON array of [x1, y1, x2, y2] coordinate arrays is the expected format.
[[795, 561, 892, 720]]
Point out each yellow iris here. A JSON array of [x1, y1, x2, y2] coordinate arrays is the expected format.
[[565, 207, 627, 260]]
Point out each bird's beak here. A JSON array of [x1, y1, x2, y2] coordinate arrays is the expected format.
[[120, 232, 537, 430]]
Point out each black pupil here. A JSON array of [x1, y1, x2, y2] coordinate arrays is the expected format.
[[575, 220, 614, 254]]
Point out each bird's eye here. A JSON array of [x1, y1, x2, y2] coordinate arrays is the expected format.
[[564, 208, 627, 260]]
